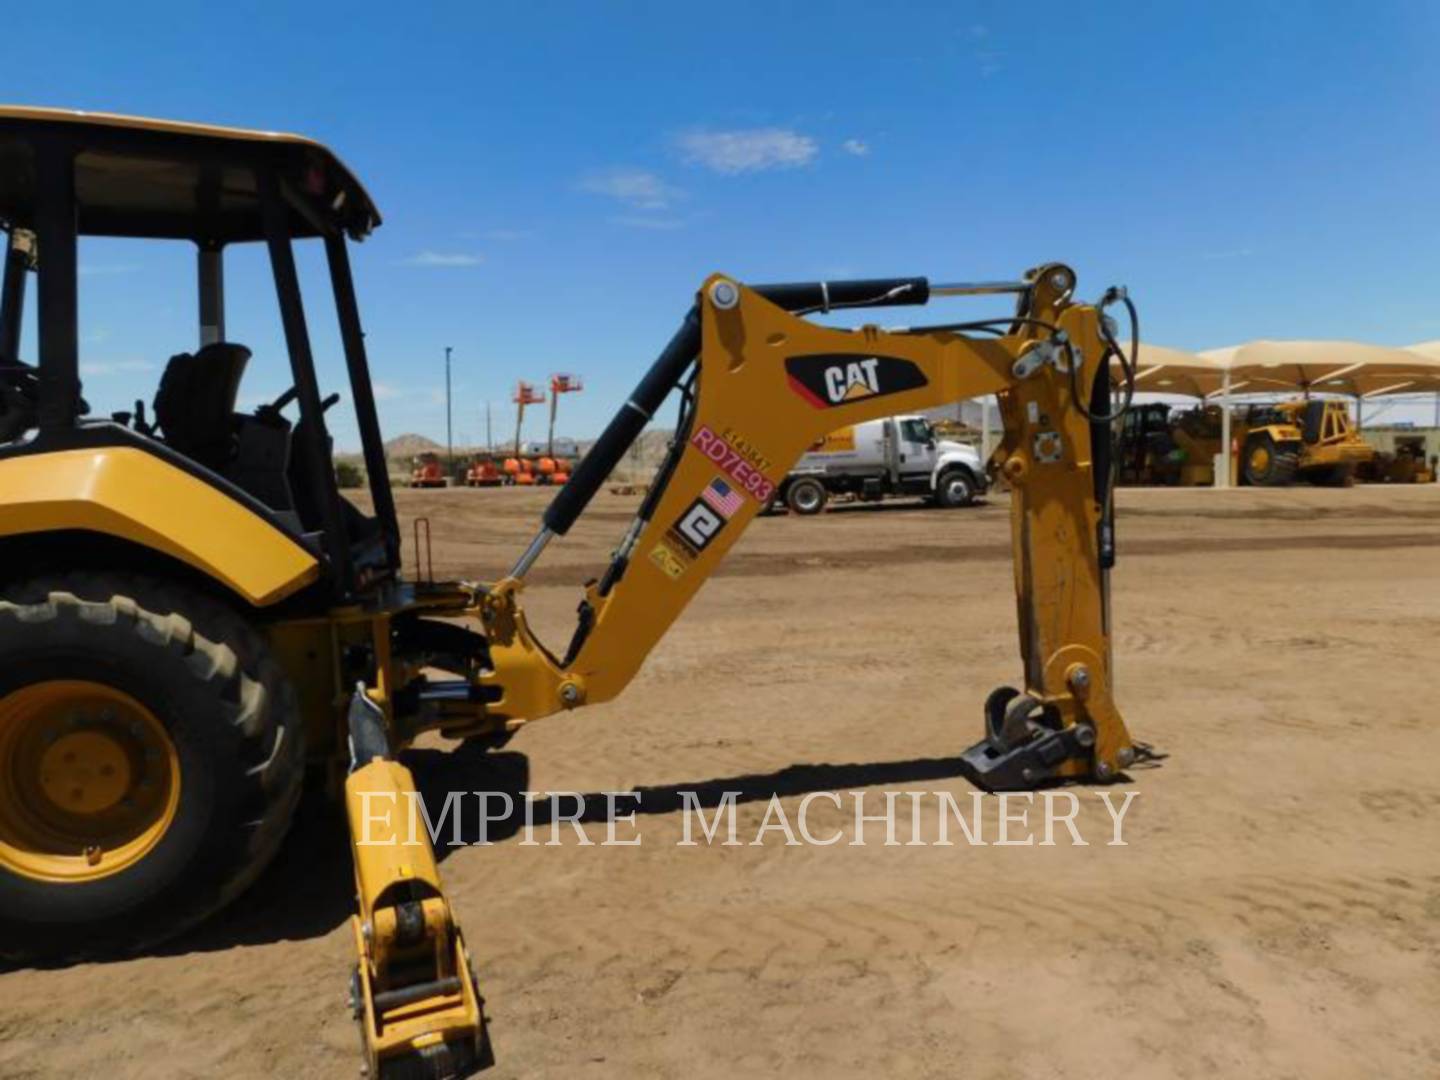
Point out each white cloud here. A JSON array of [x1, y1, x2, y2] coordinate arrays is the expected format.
[[676, 128, 818, 174], [401, 251, 483, 267], [579, 168, 680, 210], [841, 139, 870, 157], [609, 215, 685, 231], [372, 381, 404, 401]]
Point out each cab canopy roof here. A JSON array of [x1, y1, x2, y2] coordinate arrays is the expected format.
[[0, 106, 380, 242]]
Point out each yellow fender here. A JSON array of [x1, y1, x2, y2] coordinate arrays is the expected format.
[[0, 446, 319, 605]]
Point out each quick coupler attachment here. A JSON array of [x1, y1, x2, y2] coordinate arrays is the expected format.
[[958, 686, 1118, 792]]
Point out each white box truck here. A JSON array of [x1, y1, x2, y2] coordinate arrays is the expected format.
[[776, 414, 988, 514]]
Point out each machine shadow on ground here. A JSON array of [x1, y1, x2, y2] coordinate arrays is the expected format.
[[3, 745, 1019, 967]]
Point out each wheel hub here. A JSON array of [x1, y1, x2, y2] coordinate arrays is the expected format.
[[39, 731, 134, 814], [0, 680, 180, 882]]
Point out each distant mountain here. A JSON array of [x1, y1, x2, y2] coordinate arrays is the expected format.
[[384, 433, 443, 458]]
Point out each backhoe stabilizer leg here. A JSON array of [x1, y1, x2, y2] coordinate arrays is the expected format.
[[344, 691, 490, 1077]]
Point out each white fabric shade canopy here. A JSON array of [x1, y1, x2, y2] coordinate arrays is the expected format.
[[1406, 340, 1440, 364], [1198, 341, 1440, 398], [1128, 345, 1230, 397]]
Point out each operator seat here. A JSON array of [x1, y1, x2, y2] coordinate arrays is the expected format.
[[153, 342, 250, 471]]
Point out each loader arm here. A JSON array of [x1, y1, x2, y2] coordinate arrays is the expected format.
[[470, 263, 1136, 788]]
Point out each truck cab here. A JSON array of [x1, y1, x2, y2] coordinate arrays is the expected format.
[[778, 414, 987, 514]]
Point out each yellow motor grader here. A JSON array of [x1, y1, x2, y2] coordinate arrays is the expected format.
[[0, 108, 1142, 1077]]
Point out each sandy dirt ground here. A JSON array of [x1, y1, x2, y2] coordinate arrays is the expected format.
[[2, 484, 1438, 1079]]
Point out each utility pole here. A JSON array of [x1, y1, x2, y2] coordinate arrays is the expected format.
[[444, 346, 453, 471]]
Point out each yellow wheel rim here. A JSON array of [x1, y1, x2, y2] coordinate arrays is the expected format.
[[1249, 445, 1271, 473], [0, 681, 180, 882]]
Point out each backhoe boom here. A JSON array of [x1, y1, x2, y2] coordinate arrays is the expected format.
[[469, 263, 1136, 788]]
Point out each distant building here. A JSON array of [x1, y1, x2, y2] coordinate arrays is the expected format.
[[520, 437, 579, 457]]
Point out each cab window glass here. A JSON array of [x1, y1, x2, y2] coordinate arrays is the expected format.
[[900, 419, 931, 443]]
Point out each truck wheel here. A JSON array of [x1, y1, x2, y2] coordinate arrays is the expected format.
[[786, 478, 828, 515], [0, 572, 303, 961], [1241, 434, 1299, 486], [934, 469, 977, 508]]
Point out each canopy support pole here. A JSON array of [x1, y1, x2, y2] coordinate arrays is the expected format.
[[1216, 370, 1232, 488]]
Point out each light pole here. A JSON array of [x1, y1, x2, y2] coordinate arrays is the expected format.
[[444, 345, 453, 473]]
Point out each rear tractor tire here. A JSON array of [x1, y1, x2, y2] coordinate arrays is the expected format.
[[1241, 434, 1300, 487], [785, 477, 829, 516], [0, 572, 303, 962]]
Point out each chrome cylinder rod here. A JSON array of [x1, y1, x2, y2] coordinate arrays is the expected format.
[[928, 280, 1031, 297], [508, 527, 554, 580]]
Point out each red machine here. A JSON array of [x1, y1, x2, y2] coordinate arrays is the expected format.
[[465, 455, 504, 487], [408, 451, 447, 488]]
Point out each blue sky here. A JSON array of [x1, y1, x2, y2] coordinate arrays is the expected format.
[[7, 1, 1440, 445]]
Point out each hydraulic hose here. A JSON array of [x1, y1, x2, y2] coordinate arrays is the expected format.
[[1069, 286, 1138, 426]]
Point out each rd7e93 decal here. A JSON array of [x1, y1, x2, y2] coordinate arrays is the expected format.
[[690, 426, 776, 502], [785, 353, 928, 409]]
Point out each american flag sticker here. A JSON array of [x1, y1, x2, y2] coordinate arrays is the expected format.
[[700, 477, 744, 519]]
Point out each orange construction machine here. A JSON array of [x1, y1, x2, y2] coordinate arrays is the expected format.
[[505, 381, 545, 485], [464, 454, 504, 487], [538, 373, 583, 485], [408, 450, 446, 488]]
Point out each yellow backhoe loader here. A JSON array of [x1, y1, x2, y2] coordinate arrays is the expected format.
[[0, 109, 1141, 1077]]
